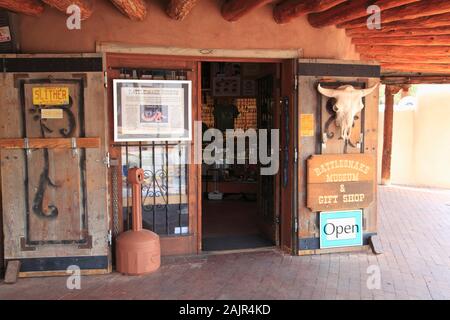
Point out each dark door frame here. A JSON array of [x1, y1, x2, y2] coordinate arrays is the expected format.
[[104, 52, 298, 256], [280, 59, 299, 255], [198, 59, 298, 253]]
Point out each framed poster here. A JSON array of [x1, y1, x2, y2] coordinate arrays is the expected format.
[[113, 79, 192, 142]]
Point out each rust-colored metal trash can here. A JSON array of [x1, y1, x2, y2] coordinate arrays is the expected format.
[[116, 168, 161, 275]]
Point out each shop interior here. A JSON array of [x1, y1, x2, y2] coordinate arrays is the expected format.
[[201, 61, 279, 252]]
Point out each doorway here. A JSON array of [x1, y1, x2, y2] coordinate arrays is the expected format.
[[200, 61, 280, 252]]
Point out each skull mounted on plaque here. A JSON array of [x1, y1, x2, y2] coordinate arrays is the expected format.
[[317, 83, 378, 154]]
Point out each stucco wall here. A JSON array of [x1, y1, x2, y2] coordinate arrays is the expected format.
[[378, 85, 450, 189], [17, 1, 358, 59]]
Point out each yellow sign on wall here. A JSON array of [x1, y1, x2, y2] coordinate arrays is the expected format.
[[300, 114, 315, 137], [32, 87, 69, 106]]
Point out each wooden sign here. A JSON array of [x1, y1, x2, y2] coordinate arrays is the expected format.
[[307, 154, 376, 212]]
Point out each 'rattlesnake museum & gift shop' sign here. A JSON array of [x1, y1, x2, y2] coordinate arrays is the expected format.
[[307, 154, 376, 212]]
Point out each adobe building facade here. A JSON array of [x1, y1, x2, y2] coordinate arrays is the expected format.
[[0, 2, 383, 277]]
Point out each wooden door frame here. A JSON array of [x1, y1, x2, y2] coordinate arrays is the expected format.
[[101, 47, 302, 256], [105, 53, 201, 256], [198, 61, 283, 251], [280, 59, 299, 254], [0, 167, 3, 277]]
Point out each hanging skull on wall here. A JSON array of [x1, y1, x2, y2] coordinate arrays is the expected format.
[[318, 84, 378, 142]]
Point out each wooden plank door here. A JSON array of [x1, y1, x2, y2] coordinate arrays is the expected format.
[[296, 59, 380, 254], [0, 55, 110, 276], [279, 59, 298, 254]]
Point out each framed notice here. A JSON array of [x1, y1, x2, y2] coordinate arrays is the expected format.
[[113, 80, 192, 142]]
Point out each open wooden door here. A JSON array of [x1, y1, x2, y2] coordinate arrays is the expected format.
[[279, 59, 299, 254], [256, 74, 278, 245], [0, 54, 111, 276], [296, 59, 380, 255]]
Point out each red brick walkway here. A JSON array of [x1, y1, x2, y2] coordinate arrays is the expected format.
[[1, 186, 450, 300]]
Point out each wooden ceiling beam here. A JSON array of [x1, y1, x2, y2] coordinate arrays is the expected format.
[[353, 35, 450, 46], [340, 0, 450, 29], [109, 0, 147, 21], [356, 45, 450, 56], [42, 0, 93, 20], [346, 12, 450, 34], [273, 0, 346, 24], [308, 0, 419, 28], [0, 0, 44, 16], [382, 76, 450, 85], [221, 0, 273, 22], [381, 63, 450, 74], [361, 54, 450, 64], [348, 25, 450, 37], [167, 0, 198, 21]]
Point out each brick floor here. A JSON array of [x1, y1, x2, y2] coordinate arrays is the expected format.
[[1, 185, 450, 300]]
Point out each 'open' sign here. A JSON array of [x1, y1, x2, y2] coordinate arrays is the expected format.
[[320, 210, 363, 249]]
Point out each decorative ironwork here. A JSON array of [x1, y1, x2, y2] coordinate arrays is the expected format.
[[325, 98, 359, 153], [19, 78, 89, 247], [142, 169, 168, 211], [28, 96, 76, 219]]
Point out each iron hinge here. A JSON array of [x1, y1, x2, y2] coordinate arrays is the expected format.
[[104, 71, 108, 88], [294, 77, 298, 91], [294, 147, 298, 163], [294, 217, 298, 234], [107, 230, 112, 246], [103, 152, 111, 168], [275, 216, 281, 225]]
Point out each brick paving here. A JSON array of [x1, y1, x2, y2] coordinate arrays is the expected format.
[[1, 185, 450, 300]]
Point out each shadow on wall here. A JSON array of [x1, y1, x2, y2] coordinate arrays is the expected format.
[[378, 84, 450, 189]]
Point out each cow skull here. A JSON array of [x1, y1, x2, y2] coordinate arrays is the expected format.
[[318, 84, 378, 141]]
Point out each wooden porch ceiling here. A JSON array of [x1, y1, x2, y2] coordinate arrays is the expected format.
[[1, 0, 449, 76]]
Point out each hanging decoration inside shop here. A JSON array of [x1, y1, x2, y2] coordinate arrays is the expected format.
[[113, 79, 192, 142], [212, 62, 241, 97], [318, 84, 378, 152], [307, 154, 376, 213]]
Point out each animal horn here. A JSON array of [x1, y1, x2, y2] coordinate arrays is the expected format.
[[360, 84, 379, 97], [318, 84, 339, 98]]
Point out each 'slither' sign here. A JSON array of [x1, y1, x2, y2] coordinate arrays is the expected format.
[[307, 154, 375, 212]]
